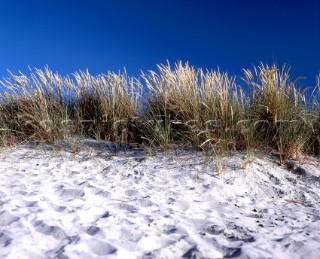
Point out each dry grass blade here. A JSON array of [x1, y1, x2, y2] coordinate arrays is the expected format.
[[0, 62, 318, 162], [243, 63, 313, 164]]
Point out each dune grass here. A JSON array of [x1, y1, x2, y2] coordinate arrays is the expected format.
[[71, 70, 141, 153], [243, 64, 314, 164], [0, 62, 318, 164], [139, 62, 246, 159], [0, 68, 70, 144]]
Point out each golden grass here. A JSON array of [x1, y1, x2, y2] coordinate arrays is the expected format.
[[140, 62, 246, 155], [0, 62, 318, 164], [243, 63, 313, 164], [0, 67, 141, 151]]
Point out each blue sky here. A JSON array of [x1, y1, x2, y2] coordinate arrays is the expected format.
[[0, 0, 319, 87]]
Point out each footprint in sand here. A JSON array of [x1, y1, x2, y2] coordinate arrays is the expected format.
[[33, 220, 67, 240], [223, 223, 255, 243], [87, 240, 117, 256], [51, 204, 67, 213], [0, 211, 19, 226], [59, 189, 85, 200], [0, 232, 12, 247], [85, 226, 101, 236], [202, 224, 224, 235], [115, 203, 138, 213]]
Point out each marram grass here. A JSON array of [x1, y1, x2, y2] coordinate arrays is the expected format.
[[0, 62, 319, 164]]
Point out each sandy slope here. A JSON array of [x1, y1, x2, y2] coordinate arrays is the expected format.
[[0, 140, 319, 259]]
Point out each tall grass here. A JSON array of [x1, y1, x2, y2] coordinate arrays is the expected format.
[[309, 74, 320, 156], [0, 68, 141, 150], [243, 64, 313, 164], [140, 62, 247, 156], [0, 68, 71, 144], [72, 70, 141, 148], [0, 62, 318, 163]]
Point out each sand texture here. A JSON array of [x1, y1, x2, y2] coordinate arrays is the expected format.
[[0, 140, 319, 258]]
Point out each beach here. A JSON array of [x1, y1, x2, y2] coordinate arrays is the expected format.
[[0, 140, 320, 258]]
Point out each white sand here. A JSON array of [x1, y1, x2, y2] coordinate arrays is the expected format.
[[0, 140, 320, 258]]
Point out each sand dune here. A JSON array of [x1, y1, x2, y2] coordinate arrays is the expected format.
[[0, 140, 319, 258]]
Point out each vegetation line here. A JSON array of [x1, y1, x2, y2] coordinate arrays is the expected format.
[[0, 62, 319, 164]]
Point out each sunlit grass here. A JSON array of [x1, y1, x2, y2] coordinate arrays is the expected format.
[[243, 63, 314, 164], [0, 62, 318, 164], [140, 61, 246, 159]]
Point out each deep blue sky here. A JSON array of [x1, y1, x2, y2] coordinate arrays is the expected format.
[[0, 0, 319, 87]]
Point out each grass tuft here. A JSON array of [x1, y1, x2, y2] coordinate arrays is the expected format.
[[243, 63, 313, 164], [0, 62, 318, 165]]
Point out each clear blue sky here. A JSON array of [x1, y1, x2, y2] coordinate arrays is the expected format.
[[0, 0, 319, 87]]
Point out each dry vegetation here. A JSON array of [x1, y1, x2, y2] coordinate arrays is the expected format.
[[0, 62, 319, 164]]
